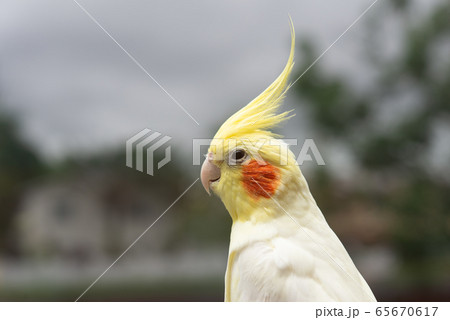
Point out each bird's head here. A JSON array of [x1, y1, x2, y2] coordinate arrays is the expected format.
[[201, 23, 309, 222]]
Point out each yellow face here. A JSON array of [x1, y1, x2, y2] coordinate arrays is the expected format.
[[201, 134, 300, 221]]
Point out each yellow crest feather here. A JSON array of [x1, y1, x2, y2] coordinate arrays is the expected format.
[[214, 21, 295, 140]]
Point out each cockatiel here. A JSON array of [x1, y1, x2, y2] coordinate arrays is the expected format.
[[200, 23, 376, 302]]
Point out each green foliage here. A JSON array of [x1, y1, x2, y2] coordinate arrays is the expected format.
[[293, 0, 450, 284], [0, 111, 45, 254]]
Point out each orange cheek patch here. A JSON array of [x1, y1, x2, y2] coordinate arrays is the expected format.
[[241, 159, 280, 199]]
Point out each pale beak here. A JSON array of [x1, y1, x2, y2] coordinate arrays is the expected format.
[[201, 152, 221, 195]]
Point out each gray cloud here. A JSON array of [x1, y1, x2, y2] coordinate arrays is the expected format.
[[0, 0, 436, 165]]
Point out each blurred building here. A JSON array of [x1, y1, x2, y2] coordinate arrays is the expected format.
[[15, 171, 174, 263]]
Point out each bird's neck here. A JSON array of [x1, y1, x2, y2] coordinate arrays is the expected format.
[[225, 165, 321, 225], [226, 169, 327, 257]]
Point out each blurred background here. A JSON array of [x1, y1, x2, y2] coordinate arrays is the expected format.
[[0, 0, 449, 301]]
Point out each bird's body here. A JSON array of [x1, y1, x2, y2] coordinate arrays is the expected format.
[[200, 21, 376, 302], [225, 179, 375, 301]]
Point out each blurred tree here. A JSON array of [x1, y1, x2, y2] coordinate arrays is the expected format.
[[0, 110, 45, 255], [293, 0, 450, 298]]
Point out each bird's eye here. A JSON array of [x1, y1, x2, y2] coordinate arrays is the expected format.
[[228, 149, 247, 165]]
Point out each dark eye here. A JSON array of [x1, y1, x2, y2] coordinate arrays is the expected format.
[[228, 149, 247, 165]]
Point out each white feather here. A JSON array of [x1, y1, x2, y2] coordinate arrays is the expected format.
[[225, 207, 376, 302]]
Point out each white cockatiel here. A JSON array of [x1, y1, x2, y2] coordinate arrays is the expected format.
[[200, 23, 376, 302]]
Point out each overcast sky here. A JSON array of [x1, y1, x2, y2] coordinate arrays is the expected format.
[[0, 0, 446, 177]]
